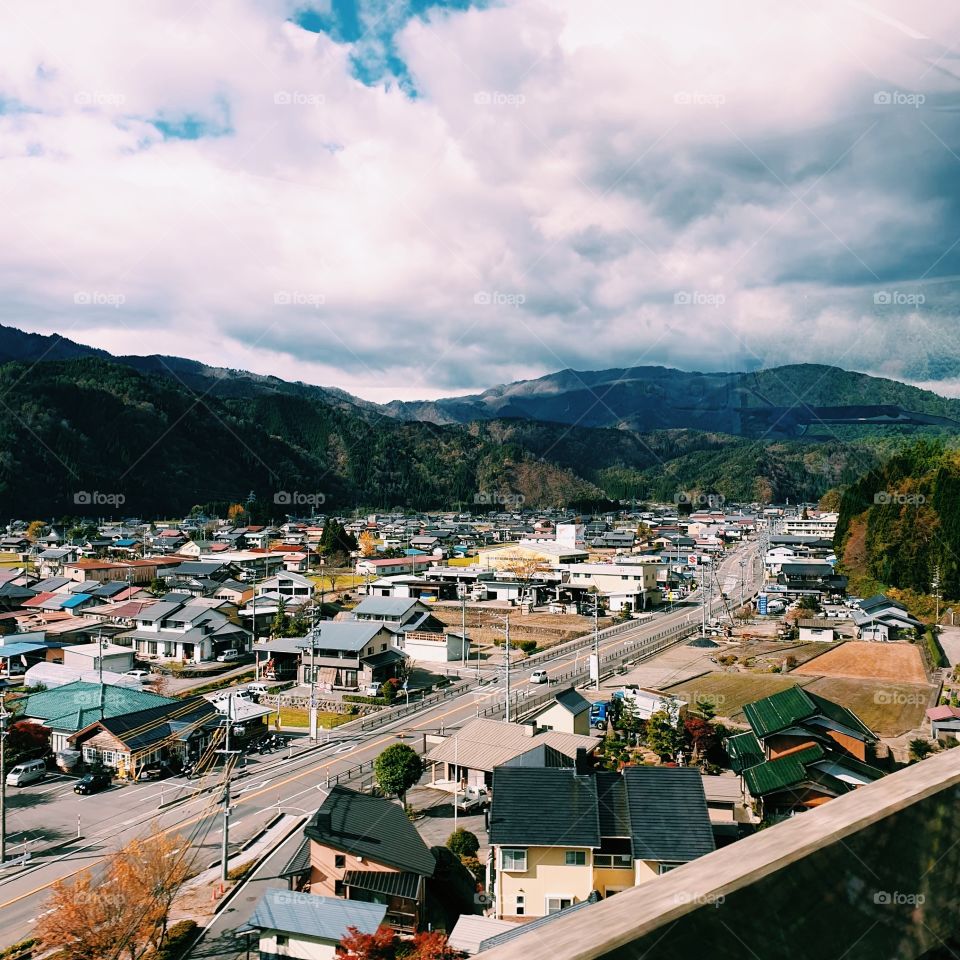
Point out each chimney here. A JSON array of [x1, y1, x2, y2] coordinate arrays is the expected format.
[[522, 723, 537, 737], [575, 747, 591, 777]]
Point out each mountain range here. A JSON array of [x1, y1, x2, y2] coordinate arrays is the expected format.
[[0, 324, 957, 517]]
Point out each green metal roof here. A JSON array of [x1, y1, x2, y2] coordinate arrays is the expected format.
[[742, 745, 826, 797], [742, 687, 875, 742], [18, 681, 175, 732], [725, 731, 765, 773]]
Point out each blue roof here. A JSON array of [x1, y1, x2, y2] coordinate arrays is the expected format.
[[61, 594, 92, 609], [247, 891, 386, 941], [114, 539, 138, 547], [0, 641, 48, 658]]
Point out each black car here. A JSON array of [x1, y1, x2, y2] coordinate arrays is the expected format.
[[74, 771, 111, 795]]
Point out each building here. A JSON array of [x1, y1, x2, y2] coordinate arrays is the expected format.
[[61, 641, 135, 674], [561, 562, 662, 612], [526, 688, 592, 736], [489, 763, 715, 918], [851, 594, 922, 641], [299, 785, 436, 932], [796, 619, 838, 642], [244, 891, 387, 960]]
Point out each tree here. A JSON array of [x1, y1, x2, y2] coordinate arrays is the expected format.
[[683, 716, 719, 761], [909, 738, 934, 761], [359, 530, 378, 557], [227, 503, 246, 523], [446, 828, 480, 859], [6, 720, 51, 766], [271, 597, 290, 638], [373, 743, 422, 805], [408, 931, 464, 960], [380, 679, 396, 703], [500, 553, 549, 610], [25, 520, 46, 541], [340, 925, 398, 960], [645, 710, 685, 760]]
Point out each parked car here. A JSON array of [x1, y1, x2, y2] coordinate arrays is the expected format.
[[454, 785, 490, 813], [6, 759, 47, 787], [125, 669, 151, 681], [216, 649, 242, 663], [530, 669, 548, 684], [74, 771, 111, 795]]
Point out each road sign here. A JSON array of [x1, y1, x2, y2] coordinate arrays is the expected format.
[[589, 654, 599, 683], [757, 594, 768, 615]]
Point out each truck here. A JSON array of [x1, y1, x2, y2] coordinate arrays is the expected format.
[[589, 701, 610, 730]]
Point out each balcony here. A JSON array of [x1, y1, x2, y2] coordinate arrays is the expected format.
[[476, 749, 960, 960]]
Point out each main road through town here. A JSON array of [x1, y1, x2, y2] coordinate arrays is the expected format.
[[0, 540, 764, 948]]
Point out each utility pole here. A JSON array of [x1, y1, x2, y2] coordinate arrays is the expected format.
[[933, 567, 941, 625], [503, 617, 512, 723], [461, 587, 467, 670], [739, 558, 746, 610], [219, 693, 238, 883], [593, 593, 600, 692], [0, 702, 8, 866]]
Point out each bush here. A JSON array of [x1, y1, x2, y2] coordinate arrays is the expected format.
[[343, 694, 387, 705], [446, 828, 480, 859], [380, 680, 397, 703], [517, 639, 537, 654], [226, 860, 254, 882], [154, 920, 198, 960]]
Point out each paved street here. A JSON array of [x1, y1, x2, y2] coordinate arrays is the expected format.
[[0, 542, 762, 949]]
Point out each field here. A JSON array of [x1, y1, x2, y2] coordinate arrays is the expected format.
[[661, 673, 812, 719], [792, 641, 927, 684], [804, 677, 934, 738], [275, 706, 353, 729]]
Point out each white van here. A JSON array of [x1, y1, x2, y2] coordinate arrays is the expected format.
[[216, 649, 242, 663], [6, 759, 46, 787]]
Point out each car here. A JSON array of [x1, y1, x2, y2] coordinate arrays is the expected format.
[[216, 649, 242, 663], [246, 682, 271, 696], [125, 669, 151, 680], [74, 771, 111, 795], [530, 669, 548, 684]]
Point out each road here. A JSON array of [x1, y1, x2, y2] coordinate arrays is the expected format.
[[0, 540, 763, 949]]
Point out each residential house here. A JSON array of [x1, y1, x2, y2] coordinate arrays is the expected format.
[[776, 561, 847, 595], [424, 718, 598, 791], [927, 705, 960, 742], [726, 687, 883, 817], [352, 596, 430, 626], [796, 619, 838, 643], [561, 562, 662, 612], [253, 621, 405, 689], [851, 594, 923, 641], [299, 785, 436, 932], [61, 641, 135, 674], [244, 891, 387, 960], [526, 688, 592, 736], [489, 763, 715, 918]]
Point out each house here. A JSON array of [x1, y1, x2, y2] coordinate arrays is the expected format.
[[561, 562, 662, 612], [526, 688, 592, 736], [67, 695, 221, 777], [355, 557, 426, 577], [796, 619, 838, 643], [352, 596, 431, 626], [776, 561, 847, 595], [726, 687, 883, 817], [256, 571, 314, 600], [299, 785, 436, 932], [424, 718, 598, 790], [16, 680, 176, 753], [244, 891, 386, 960], [489, 762, 715, 918], [253, 621, 405, 689], [927, 705, 960, 741], [851, 594, 922, 641]]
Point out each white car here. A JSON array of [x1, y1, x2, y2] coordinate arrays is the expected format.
[[125, 669, 151, 681], [530, 669, 548, 684], [216, 650, 242, 663]]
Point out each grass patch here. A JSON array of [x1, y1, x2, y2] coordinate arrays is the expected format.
[[805, 677, 935, 738], [277, 706, 353, 728], [662, 673, 811, 720], [308, 573, 365, 592]]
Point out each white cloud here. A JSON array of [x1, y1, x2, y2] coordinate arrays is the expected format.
[[2, 0, 960, 400]]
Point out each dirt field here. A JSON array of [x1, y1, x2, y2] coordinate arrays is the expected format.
[[804, 677, 935, 738], [792, 641, 927, 684]]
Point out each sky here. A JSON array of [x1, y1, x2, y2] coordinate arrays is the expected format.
[[3, 0, 960, 402]]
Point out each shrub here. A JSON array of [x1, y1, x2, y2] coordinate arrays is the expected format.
[[517, 639, 537, 654], [226, 861, 254, 881], [154, 920, 198, 960], [446, 828, 480, 859], [380, 680, 397, 703]]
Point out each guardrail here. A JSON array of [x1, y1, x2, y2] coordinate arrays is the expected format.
[[355, 679, 474, 731]]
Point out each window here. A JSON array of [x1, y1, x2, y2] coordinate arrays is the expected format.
[[500, 848, 527, 872], [658, 863, 679, 875], [564, 851, 586, 866], [545, 896, 573, 915], [276, 935, 288, 946], [334, 854, 346, 868], [594, 854, 632, 869], [515, 895, 525, 916]]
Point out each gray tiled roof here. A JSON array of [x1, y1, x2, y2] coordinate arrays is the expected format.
[[553, 688, 591, 716], [305, 785, 436, 876], [247, 890, 385, 941], [488, 768, 601, 848], [622, 766, 715, 863]]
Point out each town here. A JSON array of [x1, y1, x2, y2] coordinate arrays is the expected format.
[[0, 500, 951, 958]]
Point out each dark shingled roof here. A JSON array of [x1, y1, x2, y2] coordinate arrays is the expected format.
[[501, 744, 572, 769], [488, 768, 600, 848], [342, 870, 422, 900], [304, 785, 435, 876], [622, 766, 716, 863], [595, 771, 631, 837], [553, 688, 591, 716]]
